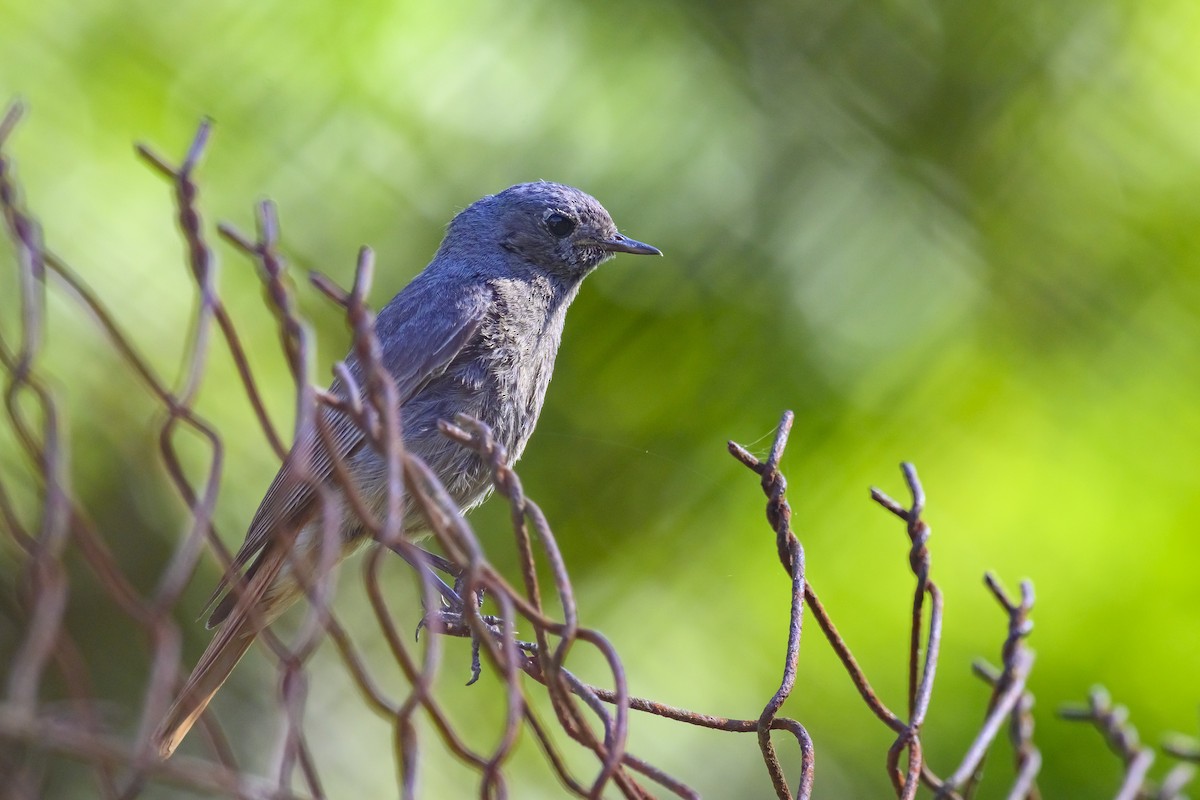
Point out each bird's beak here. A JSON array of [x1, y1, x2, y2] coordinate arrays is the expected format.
[[599, 233, 662, 256]]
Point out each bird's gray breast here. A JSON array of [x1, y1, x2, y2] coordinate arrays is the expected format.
[[400, 274, 577, 514]]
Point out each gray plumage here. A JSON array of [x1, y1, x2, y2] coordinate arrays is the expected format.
[[154, 181, 659, 759]]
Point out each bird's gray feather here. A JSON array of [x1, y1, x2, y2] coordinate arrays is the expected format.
[[204, 273, 490, 625]]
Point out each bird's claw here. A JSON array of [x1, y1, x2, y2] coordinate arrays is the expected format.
[[416, 607, 511, 684]]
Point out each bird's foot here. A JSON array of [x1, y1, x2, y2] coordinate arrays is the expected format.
[[417, 607, 511, 685], [420, 599, 537, 681], [407, 563, 535, 684]]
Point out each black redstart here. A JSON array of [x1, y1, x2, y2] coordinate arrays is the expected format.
[[154, 181, 659, 758]]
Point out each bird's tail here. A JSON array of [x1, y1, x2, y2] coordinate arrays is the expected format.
[[153, 614, 256, 759], [154, 547, 291, 760]]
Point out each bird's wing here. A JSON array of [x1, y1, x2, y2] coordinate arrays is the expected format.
[[203, 279, 491, 627]]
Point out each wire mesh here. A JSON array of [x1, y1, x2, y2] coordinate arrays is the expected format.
[[2, 101, 1196, 799]]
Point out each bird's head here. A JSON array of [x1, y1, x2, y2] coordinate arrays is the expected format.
[[447, 181, 660, 279]]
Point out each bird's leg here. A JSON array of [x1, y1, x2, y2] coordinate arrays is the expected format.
[[411, 547, 463, 581], [422, 581, 508, 685], [381, 545, 528, 683], [380, 541, 462, 607], [463, 584, 488, 685], [404, 558, 531, 685]]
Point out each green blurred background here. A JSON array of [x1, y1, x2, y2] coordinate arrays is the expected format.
[[2, 0, 1199, 796]]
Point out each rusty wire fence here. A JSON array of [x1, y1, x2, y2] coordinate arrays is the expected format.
[[1, 102, 1197, 799]]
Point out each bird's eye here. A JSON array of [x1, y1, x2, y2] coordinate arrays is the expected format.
[[545, 212, 576, 238]]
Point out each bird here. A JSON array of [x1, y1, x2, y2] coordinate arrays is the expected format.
[[153, 181, 660, 759]]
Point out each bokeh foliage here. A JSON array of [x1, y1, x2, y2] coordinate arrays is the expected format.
[[2, 0, 1199, 796]]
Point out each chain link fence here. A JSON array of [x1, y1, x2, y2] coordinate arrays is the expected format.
[[2, 102, 1197, 799]]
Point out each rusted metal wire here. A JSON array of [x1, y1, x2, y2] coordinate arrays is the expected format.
[[949, 575, 1039, 800], [1060, 687, 1199, 800], [1061, 688, 1153, 800], [1163, 728, 1200, 765], [2, 104, 1178, 798], [728, 412, 815, 799], [867, 465, 943, 799]]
